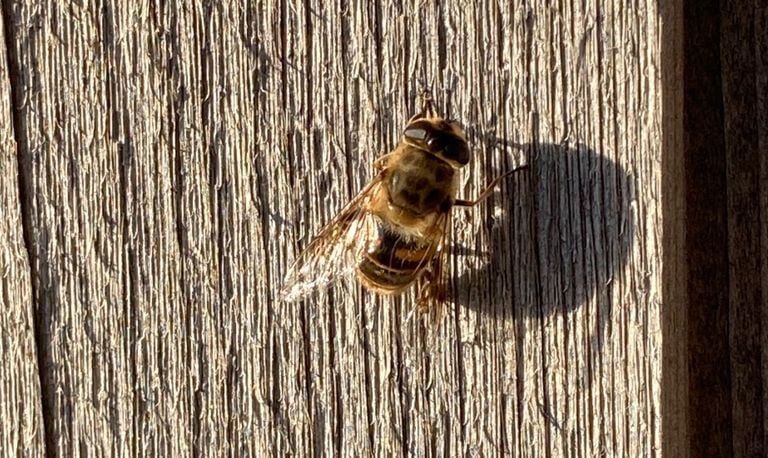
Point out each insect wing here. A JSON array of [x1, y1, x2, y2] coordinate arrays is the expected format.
[[415, 212, 451, 321], [279, 178, 382, 302]]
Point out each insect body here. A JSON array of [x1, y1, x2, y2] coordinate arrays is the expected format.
[[279, 91, 527, 313]]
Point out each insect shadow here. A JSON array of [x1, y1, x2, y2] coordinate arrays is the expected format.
[[452, 141, 637, 351]]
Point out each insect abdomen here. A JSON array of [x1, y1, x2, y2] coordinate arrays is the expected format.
[[357, 224, 432, 293]]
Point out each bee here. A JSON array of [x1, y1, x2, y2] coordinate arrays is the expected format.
[[279, 91, 527, 315]]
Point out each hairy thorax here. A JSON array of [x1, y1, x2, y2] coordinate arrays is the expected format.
[[387, 148, 456, 215], [366, 146, 457, 240]]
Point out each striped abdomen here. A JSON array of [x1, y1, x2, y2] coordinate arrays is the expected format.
[[356, 223, 434, 293]]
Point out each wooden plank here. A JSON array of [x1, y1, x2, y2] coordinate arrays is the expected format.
[[721, 1, 766, 455], [5, 0, 663, 454], [662, 1, 768, 455], [660, 0, 688, 455], [7, 2, 134, 455], [0, 9, 45, 455], [759, 7, 768, 450], [678, 1, 734, 456]]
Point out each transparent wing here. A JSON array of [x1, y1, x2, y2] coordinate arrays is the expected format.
[[279, 176, 383, 302], [415, 212, 451, 322]]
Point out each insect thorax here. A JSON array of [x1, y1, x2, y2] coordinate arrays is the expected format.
[[387, 148, 456, 216]]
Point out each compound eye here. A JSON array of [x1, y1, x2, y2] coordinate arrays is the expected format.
[[403, 127, 428, 141], [446, 119, 465, 136], [403, 119, 433, 142], [433, 132, 469, 165], [446, 142, 470, 165]]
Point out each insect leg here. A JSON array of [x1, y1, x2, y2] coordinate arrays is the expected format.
[[454, 164, 529, 207], [373, 153, 394, 171], [416, 268, 441, 312]]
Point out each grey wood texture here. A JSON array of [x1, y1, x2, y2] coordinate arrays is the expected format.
[[0, 10, 45, 456], [1, 1, 661, 456]]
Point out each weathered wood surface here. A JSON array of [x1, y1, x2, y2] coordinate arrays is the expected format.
[[662, 1, 768, 456], [1, 0, 662, 455], [0, 11, 45, 455]]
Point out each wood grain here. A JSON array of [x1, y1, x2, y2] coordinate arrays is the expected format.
[[661, 1, 768, 456], [678, 1, 733, 456], [721, 1, 767, 454], [2, 1, 662, 455], [0, 9, 45, 455], [660, 1, 687, 456]]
